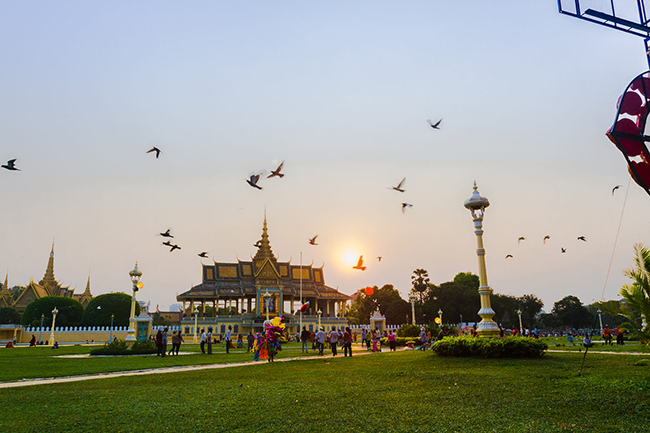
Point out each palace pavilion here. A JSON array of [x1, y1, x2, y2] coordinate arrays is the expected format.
[[177, 216, 351, 338]]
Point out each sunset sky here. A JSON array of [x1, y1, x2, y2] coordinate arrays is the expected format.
[[2, 1, 650, 314]]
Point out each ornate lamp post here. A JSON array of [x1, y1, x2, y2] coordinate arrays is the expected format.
[[48, 307, 58, 344], [597, 308, 603, 334], [317, 309, 322, 328], [193, 308, 199, 343], [438, 309, 443, 326], [409, 294, 417, 325], [263, 290, 272, 321], [38, 314, 44, 344], [109, 314, 114, 342], [126, 263, 142, 342], [516, 309, 523, 335], [464, 182, 499, 337]]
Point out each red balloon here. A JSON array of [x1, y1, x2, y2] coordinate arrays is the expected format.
[[365, 286, 374, 296]]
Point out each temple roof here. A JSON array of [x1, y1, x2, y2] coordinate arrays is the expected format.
[[253, 213, 276, 263]]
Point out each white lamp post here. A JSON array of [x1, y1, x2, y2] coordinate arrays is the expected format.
[[516, 309, 523, 335], [409, 294, 417, 325], [110, 314, 114, 342], [438, 308, 443, 326], [48, 307, 58, 344], [317, 309, 322, 328], [464, 182, 499, 337], [193, 308, 199, 343], [597, 308, 603, 334], [126, 263, 142, 342], [263, 290, 272, 321]]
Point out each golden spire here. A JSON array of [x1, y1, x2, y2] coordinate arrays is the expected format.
[[82, 275, 92, 296], [253, 213, 276, 262], [1, 272, 9, 296]]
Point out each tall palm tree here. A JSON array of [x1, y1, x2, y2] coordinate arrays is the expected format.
[[618, 243, 650, 342], [410, 269, 430, 304]]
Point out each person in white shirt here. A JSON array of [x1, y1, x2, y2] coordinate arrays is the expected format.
[[328, 327, 340, 356], [200, 329, 206, 354], [225, 325, 232, 354], [315, 327, 327, 356]]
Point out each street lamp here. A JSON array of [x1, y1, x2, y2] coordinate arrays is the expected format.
[[409, 294, 417, 325], [193, 308, 199, 343], [126, 263, 142, 342], [48, 307, 58, 344], [38, 314, 44, 344], [317, 309, 322, 328], [597, 308, 603, 334], [109, 314, 114, 342], [438, 309, 443, 326], [263, 290, 272, 321], [516, 309, 523, 335], [464, 181, 499, 337]]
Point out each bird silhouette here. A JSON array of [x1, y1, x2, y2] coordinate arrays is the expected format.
[[246, 174, 263, 190], [543, 235, 551, 244], [267, 162, 285, 178], [505, 255, 513, 259], [198, 252, 208, 258], [577, 236, 586, 242], [352, 256, 366, 271], [146, 147, 162, 158], [169, 244, 181, 252], [254, 240, 262, 248], [391, 178, 406, 193], [162, 241, 173, 247], [612, 185, 623, 195], [160, 229, 173, 238], [518, 237, 525, 243], [561, 247, 567, 253], [308, 235, 318, 246], [1, 159, 20, 171], [427, 119, 442, 129], [402, 203, 412, 213], [377, 257, 382, 262]]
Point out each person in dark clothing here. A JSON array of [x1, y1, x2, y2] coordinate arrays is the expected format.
[[247, 331, 255, 352], [207, 327, 213, 355], [155, 330, 163, 356], [300, 326, 311, 353], [343, 327, 353, 357]]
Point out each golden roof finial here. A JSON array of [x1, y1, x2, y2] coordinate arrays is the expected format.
[[254, 212, 276, 262]]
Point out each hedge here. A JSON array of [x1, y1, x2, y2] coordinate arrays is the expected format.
[[431, 336, 547, 358], [90, 338, 157, 356]]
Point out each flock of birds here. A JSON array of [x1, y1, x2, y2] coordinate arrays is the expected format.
[[504, 235, 588, 259]]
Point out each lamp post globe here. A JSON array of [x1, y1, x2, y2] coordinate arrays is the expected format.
[[464, 182, 499, 337], [49, 307, 58, 344], [126, 263, 142, 343]]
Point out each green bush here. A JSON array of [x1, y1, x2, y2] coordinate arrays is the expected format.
[[431, 336, 547, 358], [0, 307, 21, 324], [89, 338, 157, 356], [131, 339, 155, 351], [21, 296, 84, 327], [380, 337, 421, 347], [103, 338, 128, 351], [81, 293, 140, 327], [397, 324, 421, 338]]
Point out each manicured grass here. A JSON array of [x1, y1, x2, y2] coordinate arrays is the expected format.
[[541, 337, 649, 353], [1, 349, 649, 432]]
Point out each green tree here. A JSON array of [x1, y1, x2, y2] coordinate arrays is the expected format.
[[21, 296, 84, 327], [346, 289, 377, 325], [0, 307, 21, 324], [81, 293, 140, 327], [612, 243, 650, 341], [552, 295, 593, 329], [410, 269, 430, 303], [384, 298, 411, 325], [422, 273, 480, 324]]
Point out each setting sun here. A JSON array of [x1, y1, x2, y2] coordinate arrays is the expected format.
[[342, 251, 359, 267]]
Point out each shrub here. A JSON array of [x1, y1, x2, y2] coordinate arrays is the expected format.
[[380, 337, 421, 347], [0, 307, 21, 324], [81, 293, 140, 327], [431, 336, 547, 358], [131, 339, 155, 351], [397, 324, 421, 338], [89, 338, 157, 356]]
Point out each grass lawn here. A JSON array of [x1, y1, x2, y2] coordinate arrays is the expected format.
[[1, 348, 649, 433]]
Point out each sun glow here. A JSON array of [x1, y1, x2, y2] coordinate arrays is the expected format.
[[342, 252, 358, 267]]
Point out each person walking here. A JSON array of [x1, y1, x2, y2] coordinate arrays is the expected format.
[[225, 325, 232, 354], [247, 331, 255, 352], [300, 326, 310, 353], [155, 330, 163, 356], [387, 330, 397, 351], [172, 331, 184, 355], [168, 331, 176, 356], [366, 330, 371, 350], [329, 327, 340, 356], [161, 328, 168, 358], [29, 335, 36, 347], [200, 329, 206, 354], [603, 325, 613, 345], [207, 327, 213, 355], [371, 330, 379, 352], [315, 327, 327, 356], [361, 329, 367, 348], [343, 326, 352, 357]]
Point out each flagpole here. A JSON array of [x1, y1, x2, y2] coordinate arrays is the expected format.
[[299, 251, 303, 333]]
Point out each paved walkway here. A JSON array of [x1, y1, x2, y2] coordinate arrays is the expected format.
[[0, 349, 382, 389]]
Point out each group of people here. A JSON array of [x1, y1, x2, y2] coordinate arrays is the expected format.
[[298, 326, 353, 357], [197, 325, 234, 354], [155, 327, 185, 357]]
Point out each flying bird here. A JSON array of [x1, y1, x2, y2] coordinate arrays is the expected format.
[[1, 159, 20, 171], [577, 236, 586, 242], [198, 252, 208, 258], [518, 237, 525, 243], [254, 240, 262, 248], [402, 203, 412, 213], [377, 257, 382, 262], [543, 235, 551, 244], [427, 119, 442, 129], [391, 178, 406, 193], [505, 255, 513, 259], [162, 241, 173, 247], [561, 247, 567, 253], [146, 147, 162, 158], [160, 229, 173, 238], [267, 162, 285, 178], [612, 185, 623, 195], [246, 174, 263, 190], [169, 244, 181, 252], [352, 256, 367, 271], [308, 235, 318, 246]]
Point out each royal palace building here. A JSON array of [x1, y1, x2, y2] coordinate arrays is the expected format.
[[177, 216, 351, 338]]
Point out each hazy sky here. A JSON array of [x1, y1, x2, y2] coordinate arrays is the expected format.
[[2, 1, 649, 314]]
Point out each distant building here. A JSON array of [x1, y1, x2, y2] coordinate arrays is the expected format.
[[9, 244, 93, 313], [177, 215, 351, 337]]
